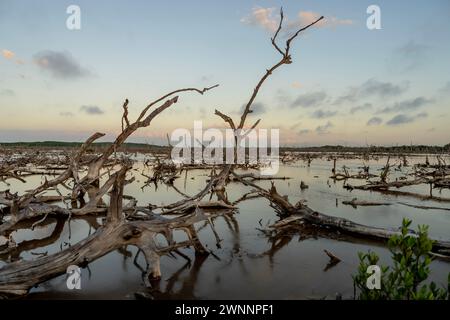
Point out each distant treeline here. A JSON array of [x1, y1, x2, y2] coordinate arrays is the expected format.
[[0, 141, 449, 154], [281, 144, 450, 154], [0, 141, 167, 152]]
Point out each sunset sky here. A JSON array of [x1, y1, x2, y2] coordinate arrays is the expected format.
[[1, 0, 450, 146]]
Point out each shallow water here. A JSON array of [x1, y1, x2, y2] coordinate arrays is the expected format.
[[1, 154, 449, 299]]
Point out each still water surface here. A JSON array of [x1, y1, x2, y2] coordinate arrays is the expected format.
[[1, 154, 449, 299]]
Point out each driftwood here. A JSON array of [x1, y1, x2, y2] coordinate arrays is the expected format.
[[232, 172, 450, 256], [353, 177, 428, 191], [372, 189, 450, 203], [0, 165, 231, 296], [0, 83, 221, 231], [342, 198, 392, 208], [0, 165, 134, 235], [342, 198, 450, 211], [5, 7, 446, 300], [0, 80, 225, 296], [329, 159, 376, 181], [398, 202, 450, 211], [324, 249, 341, 263], [229, 172, 291, 181], [73, 85, 219, 200], [323, 249, 341, 271], [277, 207, 450, 256]]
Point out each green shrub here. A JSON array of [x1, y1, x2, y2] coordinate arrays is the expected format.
[[353, 218, 450, 300]]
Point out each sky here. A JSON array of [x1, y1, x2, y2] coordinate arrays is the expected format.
[[1, 0, 449, 146]]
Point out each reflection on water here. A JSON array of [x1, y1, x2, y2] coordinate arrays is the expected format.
[[1, 155, 449, 299]]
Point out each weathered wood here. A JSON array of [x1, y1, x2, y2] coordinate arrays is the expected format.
[[0, 168, 228, 296], [324, 249, 341, 264], [342, 198, 392, 208], [241, 175, 450, 255]]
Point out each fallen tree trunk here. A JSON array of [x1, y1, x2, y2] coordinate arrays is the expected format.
[[358, 188, 450, 203], [232, 172, 450, 256], [0, 214, 215, 296], [269, 207, 450, 255], [0, 167, 135, 235], [0, 167, 227, 297], [342, 198, 392, 208], [297, 207, 450, 252], [353, 177, 427, 191]]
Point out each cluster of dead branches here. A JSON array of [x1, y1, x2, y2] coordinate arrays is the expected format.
[[0, 83, 235, 296], [0, 8, 449, 299], [0, 7, 325, 297]]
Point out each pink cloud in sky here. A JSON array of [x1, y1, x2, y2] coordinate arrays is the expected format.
[[2, 49, 15, 59], [241, 7, 353, 33]]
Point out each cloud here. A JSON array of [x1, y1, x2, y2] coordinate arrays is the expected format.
[[34, 50, 91, 79], [291, 81, 302, 89], [386, 112, 428, 126], [323, 16, 353, 28], [240, 7, 279, 33], [59, 111, 74, 117], [289, 122, 302, 130], [80, 105, 104, 115], [351, 103, 372, 114], [335, 79, 409, 105], [200, 75, 213, 82], [240, 102, 266, 116], [293, 11, 352, 29], [397, 41, 428, 57], [241, 7, 352, 34], [298, 129, 310, 135], [386, 115, 412, 126], [315, 121, 333, 134], [2, 49, 15, 59], [378, 97, 433, 114], [367, 116, 382, 126], [0, 89, 15, 97], [275, 89, 292, 107], [416, 112, 428, 118], [389, 41, 429, 72], [439, 81, 450, 94], [2, 49, 25, 65], [361, 79, 408, 97], [311, 109, 337, 119], [291, 91, 327, 108], [199, 107, 207, 119]]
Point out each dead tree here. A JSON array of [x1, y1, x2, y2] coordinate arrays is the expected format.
[[74, 85, 219, 199], [0, 84, 226, 296], [231, 171, 450, 257], [0, 166, 230, 296], [211, 8, 323, 200]]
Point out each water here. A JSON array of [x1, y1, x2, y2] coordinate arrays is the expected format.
[[1, 154, 449, 299]]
